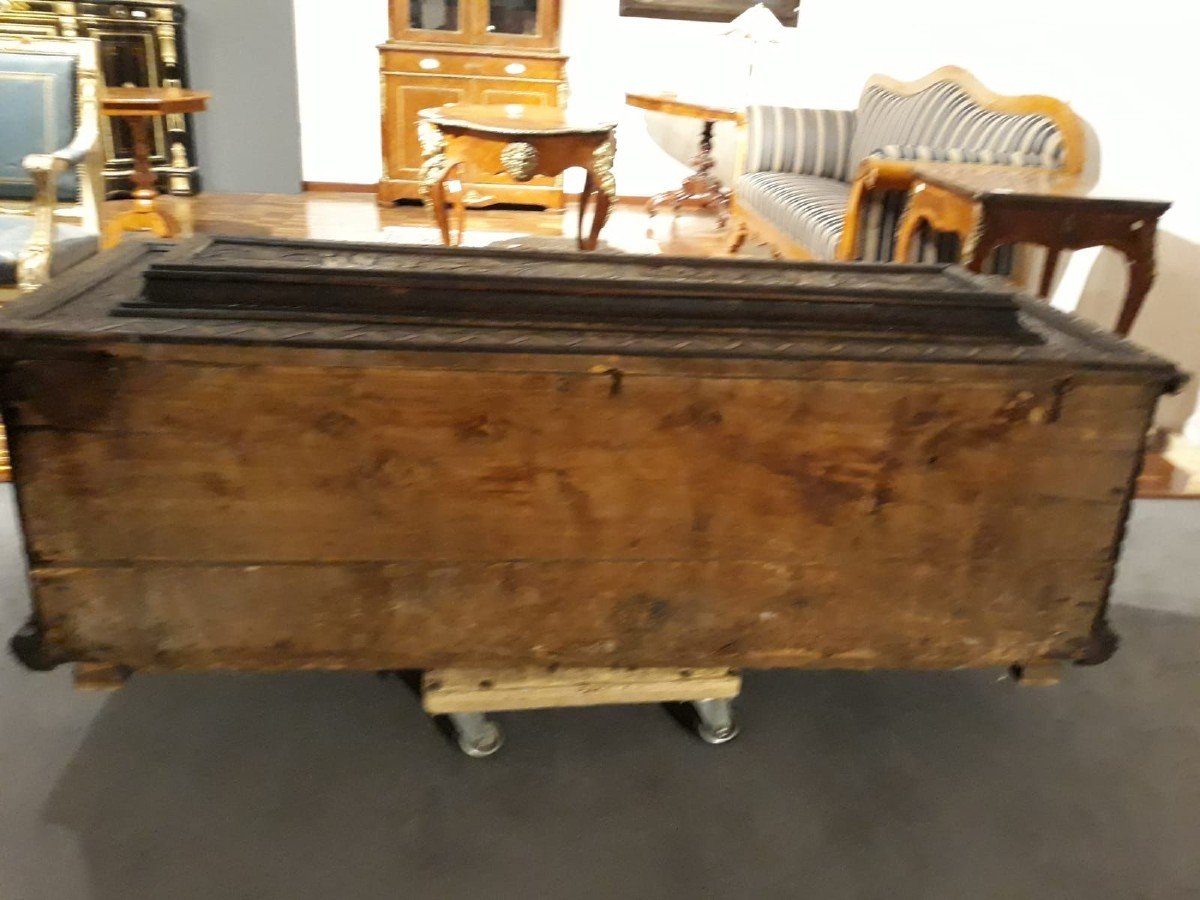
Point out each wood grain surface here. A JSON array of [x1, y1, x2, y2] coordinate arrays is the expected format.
[[0, 241, 1179, 675]]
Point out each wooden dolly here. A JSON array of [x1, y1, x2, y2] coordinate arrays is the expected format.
[[422, 667, 742, 758]]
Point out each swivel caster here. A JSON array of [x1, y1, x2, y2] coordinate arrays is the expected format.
[[692, 698, 739, 745], [448, 712, 504, 758]]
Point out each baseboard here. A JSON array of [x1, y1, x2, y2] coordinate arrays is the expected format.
[[302, 182, 379, 194]]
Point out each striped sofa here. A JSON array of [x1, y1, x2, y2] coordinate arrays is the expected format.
[[728, 66, 1086, 264]]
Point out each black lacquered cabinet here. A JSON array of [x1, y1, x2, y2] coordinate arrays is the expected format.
[[0, 0, 200, 196]]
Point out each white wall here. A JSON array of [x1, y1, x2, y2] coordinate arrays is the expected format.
[[293, 0, 1200, 432], [293, 0, 388, 184]]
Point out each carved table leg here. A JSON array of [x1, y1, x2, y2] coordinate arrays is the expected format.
[[578, 134, 617, 252], [964, 216, 998, 275], [578, 170, 614, 252], [103, 116, 178, 247], [894, 210, 927, 264], [429, 161, 467, 248], [1037, 246, 1063, 298], [1113, 221, 1159, 336]]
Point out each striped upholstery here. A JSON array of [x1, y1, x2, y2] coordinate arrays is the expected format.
[[738, 75, 1069, 265], [867, 145, 1055, 168], [735, 172, 850, 260], [849, 80, 1065, 171], [745, 106, 856, 181]]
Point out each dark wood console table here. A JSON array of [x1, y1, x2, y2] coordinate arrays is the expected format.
[[895, 164, 1171, 336]]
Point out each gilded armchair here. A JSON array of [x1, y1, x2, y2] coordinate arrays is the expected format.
[[0, 34, 103, 292]]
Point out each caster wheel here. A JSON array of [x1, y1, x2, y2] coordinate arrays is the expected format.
[[698, 717, 740, 745], [452, 716, 504, 758]]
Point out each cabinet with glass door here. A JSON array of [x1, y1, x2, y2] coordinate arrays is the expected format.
[[380, 0, 567, 207]]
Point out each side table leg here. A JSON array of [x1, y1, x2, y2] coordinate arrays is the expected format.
[[1038, 247, 1063, 298], [894, 210, 925, 264], [578, 171, 613, 252], [429, 162, 467, 248], [1114, 225, 1159, 336], [964, 213, 997, 275]]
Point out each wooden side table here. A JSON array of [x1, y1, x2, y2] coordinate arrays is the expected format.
[[895, 164, 1171, 336], [101, 87, 210, 246], [418, 104, 617, 251], [625, 92, 742, 232]]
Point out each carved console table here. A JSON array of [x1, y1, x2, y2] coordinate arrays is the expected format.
[[418, 104, 616, 250], [895, 163, 1171, 336]]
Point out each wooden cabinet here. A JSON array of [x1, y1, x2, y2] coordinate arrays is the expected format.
[[379, 0, 566, 207], [0, 0, 200, 198]]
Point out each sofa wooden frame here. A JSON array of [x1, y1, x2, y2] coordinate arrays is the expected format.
[[727, 66, 1087, 262], [0, 33, 104, 292]]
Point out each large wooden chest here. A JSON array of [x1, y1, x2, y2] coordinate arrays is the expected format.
[[0, 237, 1182, 677]]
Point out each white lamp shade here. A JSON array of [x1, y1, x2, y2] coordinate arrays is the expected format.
[[724, 3, 787, 42]]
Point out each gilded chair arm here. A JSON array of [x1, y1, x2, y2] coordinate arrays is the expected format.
[[16, 121, 104, 290], [23, 119, 101, 172], [21, 153, 72, 175]]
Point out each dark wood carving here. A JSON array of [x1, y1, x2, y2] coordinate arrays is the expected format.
[[118, 236, 1037, 344]]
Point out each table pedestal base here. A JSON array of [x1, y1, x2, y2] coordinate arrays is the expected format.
[[646, 119, 728, 234], [103, 116, 180, 247]]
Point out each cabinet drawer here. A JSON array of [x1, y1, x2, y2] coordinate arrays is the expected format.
[[381, 49, 564, 81]]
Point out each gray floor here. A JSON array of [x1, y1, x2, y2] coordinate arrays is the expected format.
[[1, 490, 1197, 900]]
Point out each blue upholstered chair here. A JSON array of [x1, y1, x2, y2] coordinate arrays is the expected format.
[[728, 66, 1087, 264], [0, 34, 103, 292]]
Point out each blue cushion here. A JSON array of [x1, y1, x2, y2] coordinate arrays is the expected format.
[[0, 50, 78, 203], [0, 215, 98, 284], [736, 172, 851, 260]]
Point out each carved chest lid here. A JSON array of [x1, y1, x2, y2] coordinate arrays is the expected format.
[[122, 235, 1034, 341], [0, 236, 1183, 385]]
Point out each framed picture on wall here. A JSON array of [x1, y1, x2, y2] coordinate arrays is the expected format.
[[619, 1, 799, 27]]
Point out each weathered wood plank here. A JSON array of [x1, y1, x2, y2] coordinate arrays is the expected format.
[[33, 558, 1109, 671], [8, 361, 1147, 565]]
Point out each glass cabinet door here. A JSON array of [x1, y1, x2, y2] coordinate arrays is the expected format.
[[408, 0, 462, 33], [486, 0, 540, 36]]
